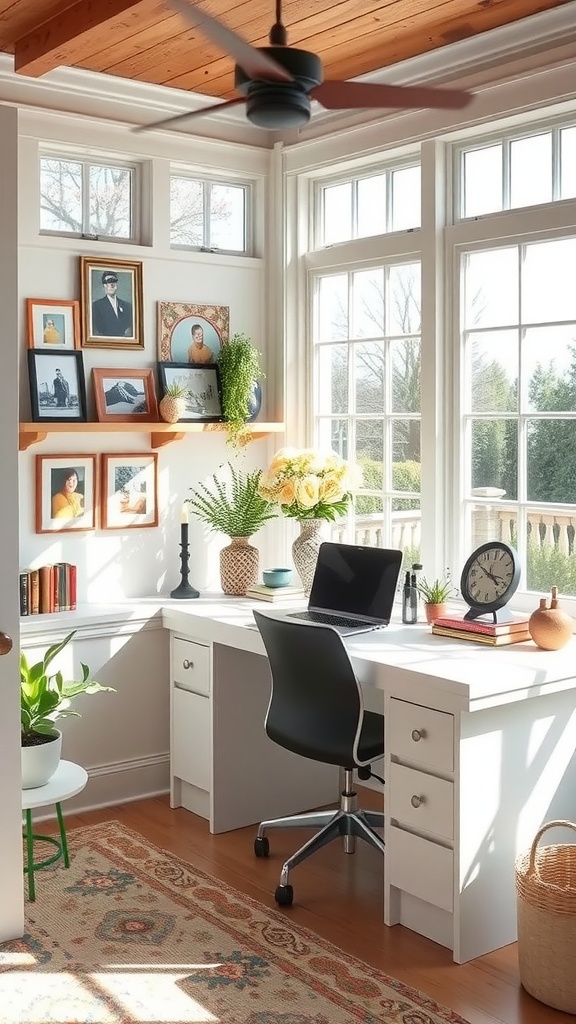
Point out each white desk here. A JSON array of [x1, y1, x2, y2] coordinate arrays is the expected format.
[[162, 598, 576, 965]]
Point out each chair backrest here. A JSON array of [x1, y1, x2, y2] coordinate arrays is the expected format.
[[254, 611, 365, 769]]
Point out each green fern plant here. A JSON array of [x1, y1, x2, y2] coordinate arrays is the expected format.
[[218, 333, 263, 446], [186, 463, 277, 538]]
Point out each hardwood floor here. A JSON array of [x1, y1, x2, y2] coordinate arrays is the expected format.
[[43, 793, 564, 1024]]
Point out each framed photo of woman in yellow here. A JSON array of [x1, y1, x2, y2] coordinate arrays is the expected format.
[[35, 454, 98, 533]]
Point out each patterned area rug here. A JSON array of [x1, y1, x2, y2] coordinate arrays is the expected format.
[[0, 821, 470, 1024]]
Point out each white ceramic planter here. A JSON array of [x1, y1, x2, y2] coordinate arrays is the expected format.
[[21, 729, 62, 789]]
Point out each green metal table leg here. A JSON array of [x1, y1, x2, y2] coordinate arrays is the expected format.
[[25, 808, 35, 902], [55, 802, 69, 867]]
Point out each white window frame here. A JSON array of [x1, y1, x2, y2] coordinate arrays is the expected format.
[[39, 150, 139, 243], [169, 171, 253, 256]]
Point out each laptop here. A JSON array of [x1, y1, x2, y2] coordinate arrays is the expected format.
[[282, 541, 403, 636]]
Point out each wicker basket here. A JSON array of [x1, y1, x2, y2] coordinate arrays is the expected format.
[[515, 820, 576, 1013]]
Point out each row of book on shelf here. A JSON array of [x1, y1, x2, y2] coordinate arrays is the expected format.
[[20, 563, 77, 616], [431, 614, 531, 646]]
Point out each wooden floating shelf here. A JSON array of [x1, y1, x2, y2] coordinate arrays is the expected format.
[[19, 421, 286, 451]]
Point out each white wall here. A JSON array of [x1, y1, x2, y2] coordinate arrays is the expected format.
[[17, 111, 288, 601]]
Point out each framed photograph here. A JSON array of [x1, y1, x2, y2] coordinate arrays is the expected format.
[[80, 256, 144, 349], [26, 298, 80, 350], [158, 361, 223, 422], [92, 368, 158, 423], [36, 454, 97, 533], [27, 350, 87, 422], [101, 453, 158, 529], [157, 302, 229, 363]]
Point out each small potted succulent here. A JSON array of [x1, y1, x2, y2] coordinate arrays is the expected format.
[[21, 630, 115, 788], [159, 379, 188, 424], [218, 332, 264, 446], [417, 573, 458, 624], [186, 463, 277, 595]]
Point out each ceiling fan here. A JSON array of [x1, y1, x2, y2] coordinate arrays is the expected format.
[[138, 0, 473, 133]]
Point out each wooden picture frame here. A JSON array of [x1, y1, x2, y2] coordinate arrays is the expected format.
[[27, 350, 87, 422], [80, 256, 144, 349], [157, 301, 229, 363], [157, 361, 223, 421], [26, 298, 80, 350], [101, 453, 158, 529], [36, 454, 98, 533], [92, 368, 158, 423]]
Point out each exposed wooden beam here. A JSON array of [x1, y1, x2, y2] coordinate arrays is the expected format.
[[14, 0, 150, 77]]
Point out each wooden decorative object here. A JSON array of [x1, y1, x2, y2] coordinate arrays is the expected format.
[[528, 586, 573, 650]]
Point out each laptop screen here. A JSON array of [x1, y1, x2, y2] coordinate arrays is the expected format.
[[308, 542, 403, 622]]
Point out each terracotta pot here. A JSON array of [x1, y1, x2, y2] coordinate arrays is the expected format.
[[528, 586, 573, 650], [424, 602, 447, 624]]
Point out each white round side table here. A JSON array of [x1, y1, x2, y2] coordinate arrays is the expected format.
[[21, 759, 88, 902]]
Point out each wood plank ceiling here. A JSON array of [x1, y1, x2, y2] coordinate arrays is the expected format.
[[0, 0, 568, 101]]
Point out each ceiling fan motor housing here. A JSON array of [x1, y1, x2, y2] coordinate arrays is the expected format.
[[234, 46, 323, 128]]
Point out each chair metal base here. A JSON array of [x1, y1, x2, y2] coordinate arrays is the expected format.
[[256, 770, 384, 889]]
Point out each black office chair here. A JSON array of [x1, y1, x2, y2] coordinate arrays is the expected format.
[[253, 610, 385, 906]]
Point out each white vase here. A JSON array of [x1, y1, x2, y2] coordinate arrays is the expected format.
[[292, 519, 327, 596], [21, 729, 62, 789]]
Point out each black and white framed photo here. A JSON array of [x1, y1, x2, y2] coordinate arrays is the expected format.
[[80, 256, 144, 349], [35, 454, 97, 533], [157, 362, 223, 422], [92, 368, 158, 422], [27, 350, 87, 422], [101, 453, 158, 530]]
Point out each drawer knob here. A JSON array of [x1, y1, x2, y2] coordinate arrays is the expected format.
[[411, 728, 426, 742], [411, 794, 423, 808], [182, 659, 194, 670]]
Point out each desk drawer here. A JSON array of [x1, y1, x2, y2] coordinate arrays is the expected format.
[[389, 763, 453, 840], [389, 698, 454, 772], [388, 825, 453, 912], [173, 637, 210, 696], [172, 687, 210, 791]]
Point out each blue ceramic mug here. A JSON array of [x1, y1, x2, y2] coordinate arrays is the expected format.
[[262, 567, 293, 588]]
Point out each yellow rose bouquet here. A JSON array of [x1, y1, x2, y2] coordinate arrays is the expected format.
[[258, 447, 361, 521]]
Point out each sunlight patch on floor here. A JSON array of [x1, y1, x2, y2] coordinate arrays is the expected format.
[[94, 971, 219, 1022]]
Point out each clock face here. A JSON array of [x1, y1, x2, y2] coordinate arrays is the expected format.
[[461, 542, 520, 612]]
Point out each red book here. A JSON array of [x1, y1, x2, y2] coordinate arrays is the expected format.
[[433, 614, 530, 636], [69, 564, 77, 611]]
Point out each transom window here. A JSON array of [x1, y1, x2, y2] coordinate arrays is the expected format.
[[170, 175, 250, 254], [312, 263, 421, 564], [316, 164, 421, 248], [40, 155, 136, 241], [457, 122, 576, 219]]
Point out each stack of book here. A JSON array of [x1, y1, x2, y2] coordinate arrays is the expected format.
[[245, 582, 305, 603], [431, 614, 532, 646], [20, 563, 77, 616]]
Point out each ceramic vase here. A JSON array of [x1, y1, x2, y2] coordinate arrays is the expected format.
[[159, 395, 186, 424], [528, 586, 573, 650], [292, 519, 327, 596], [245, 381, 262, 422], [220, 536, 259, 596]]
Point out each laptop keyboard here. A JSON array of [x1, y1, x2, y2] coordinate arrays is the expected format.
[[290, 610, 371, 628]]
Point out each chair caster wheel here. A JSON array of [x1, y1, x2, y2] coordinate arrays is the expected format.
[[254, 836, 270, 857], [275, 884, 293, 906]]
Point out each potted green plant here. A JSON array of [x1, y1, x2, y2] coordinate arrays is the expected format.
[[186, 463, 277, 595], [218, 332, 264, 446], [21, 630, 115, 789], [159, 379, 188, 424], [417, 574, 457, 624]]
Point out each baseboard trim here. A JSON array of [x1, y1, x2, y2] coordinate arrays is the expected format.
[[30, 753, 170, 821]]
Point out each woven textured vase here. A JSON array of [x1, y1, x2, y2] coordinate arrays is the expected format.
[[292, 519, 327, 596], [220, 536, 259, 596]]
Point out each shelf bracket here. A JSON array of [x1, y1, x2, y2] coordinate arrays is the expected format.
[[19, 430, 48, 451], [150, 430, 185, 449]]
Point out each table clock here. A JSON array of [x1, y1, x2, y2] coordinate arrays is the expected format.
[[460, 541, 520, 622]]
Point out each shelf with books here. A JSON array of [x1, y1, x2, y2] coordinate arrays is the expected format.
[[18, 421, 286, 451]]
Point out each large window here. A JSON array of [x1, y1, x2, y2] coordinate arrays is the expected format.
[[170, 174, 250, 254], [316, 164, 421, 248], [40, 155, 136, 241]]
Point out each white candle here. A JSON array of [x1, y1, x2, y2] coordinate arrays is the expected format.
[[180, 503, 189, 525]]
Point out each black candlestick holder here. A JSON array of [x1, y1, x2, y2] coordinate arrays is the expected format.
[[171, 524, 199, 599]]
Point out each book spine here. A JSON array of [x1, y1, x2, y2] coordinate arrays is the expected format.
[[434, 616, 529, 635], [19, 572, 29, 616], [69, 564, 77, 611], [29, 569, 40, 615], [52, 564, 60, 613]]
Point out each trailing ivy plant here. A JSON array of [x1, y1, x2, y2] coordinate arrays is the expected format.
[[218, 333, 264, 446], [186, 463, 277, 538]]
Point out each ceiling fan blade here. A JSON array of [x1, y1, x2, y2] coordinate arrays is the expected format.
[[133, 97, 247, 133], [313, 80, 472, 112], [168, 0, 293, 83]]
